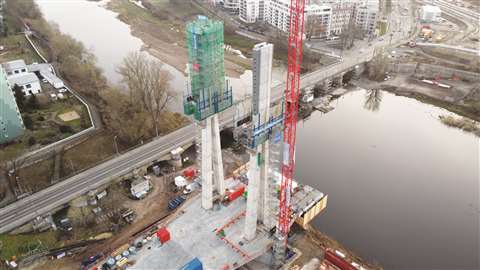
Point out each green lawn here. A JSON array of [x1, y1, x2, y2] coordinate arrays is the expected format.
[[0, 231, 59, 261]]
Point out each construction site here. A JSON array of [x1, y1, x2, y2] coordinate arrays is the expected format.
[[81, 10, 337, 270]]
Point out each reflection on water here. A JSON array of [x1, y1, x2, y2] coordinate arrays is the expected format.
[[364, 89, 383, 112], [296, 90, 479, 269]]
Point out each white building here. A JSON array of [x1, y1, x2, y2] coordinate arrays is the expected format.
[[130, 177, 151, 199], [354, 0, 379, 35], [305, 4, 332, 38], [316, 0, 357, 36], [224, 0, 240, 11], [28, 63, 64, 89], [2, 60, 41, 96], [239, 0, 260, 23], [264, 0, 332, 37], [7, 73, 41, 96], [420, 5, 442, 23], [264, 0, 291, 32], [3, 59, 28, 77], [239, 0, 265, 23]]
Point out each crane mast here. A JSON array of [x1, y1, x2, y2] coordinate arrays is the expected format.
[[277, 0, 306, 240]]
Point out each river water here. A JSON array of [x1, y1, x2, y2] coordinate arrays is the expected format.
[[295, 90, 479, 269], [35, 1, 479, 269], [35, 0, 274, 112]]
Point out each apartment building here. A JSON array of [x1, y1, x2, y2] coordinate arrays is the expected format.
[[305, 4, 332, 38], [239, 0, 266, 23], [354, 0, 379, 35], [264, 0, 291, 31], [224, 0, 240, 11], [316, 0, 356, 36], [0, 66, 24, 144], [265, 0, 332, 38]]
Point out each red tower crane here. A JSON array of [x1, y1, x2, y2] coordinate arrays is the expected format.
[[277, 0, 306, 245]]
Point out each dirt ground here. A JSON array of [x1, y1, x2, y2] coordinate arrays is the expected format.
[[26, 172, 179, 270], [108, 0, 251, 78], [291, 226, 383, 270], [58, 111, 81, 122]]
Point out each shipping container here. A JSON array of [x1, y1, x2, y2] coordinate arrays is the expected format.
[[227, 185, 245, 202], [324, 250, 356, 270], [179, 258, 203, 270], [156, 227, 171, 244], [183, 168, 196, 179]]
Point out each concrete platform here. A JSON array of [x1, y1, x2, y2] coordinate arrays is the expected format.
[[129, 193, 273, 270]]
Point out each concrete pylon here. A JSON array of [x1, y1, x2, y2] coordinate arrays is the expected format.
[[201, 114, 225, 210], [244, 42, 274, 240], [244, 150, 261, 240], [258, 141, 271, 227], [212, 114, 225, 196]]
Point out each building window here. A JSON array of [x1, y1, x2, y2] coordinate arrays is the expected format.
[[26, 84, 32, 89]]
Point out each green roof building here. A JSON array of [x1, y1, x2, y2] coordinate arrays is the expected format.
[[0, 66, 24, 144]]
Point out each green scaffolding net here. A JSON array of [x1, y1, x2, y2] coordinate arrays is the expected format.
[[184, 16, 232, 121]]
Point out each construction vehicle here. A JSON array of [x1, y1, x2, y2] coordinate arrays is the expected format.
[[222, 185, 245, 205], [274, 0, 306, 265]]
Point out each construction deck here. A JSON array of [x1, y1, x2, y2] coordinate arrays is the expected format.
[[129, 193, 273, 269]]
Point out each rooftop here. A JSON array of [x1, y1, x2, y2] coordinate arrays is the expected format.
[[8, 72, 39, 86], [2, 59, 27, 72], [422, 5, 442, 12]]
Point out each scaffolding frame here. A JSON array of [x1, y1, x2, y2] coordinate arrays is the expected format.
[[184, 16, 232, 121]]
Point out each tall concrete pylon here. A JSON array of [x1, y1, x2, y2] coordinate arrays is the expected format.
[[200, 114, 225, 210], [184, 17, 232, 210], [244, 43, 274, 240]]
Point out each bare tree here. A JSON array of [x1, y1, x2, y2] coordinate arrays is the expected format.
[[117, 52, 175, 136], [100, 88, 152, 145]]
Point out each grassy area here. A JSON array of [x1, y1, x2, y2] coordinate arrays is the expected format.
[[0, 34, 41, 64], [0, 231, 59, 261], [0, 96, 89, 162], [60, 132, 118, 178], [17, 158, 55, 192]]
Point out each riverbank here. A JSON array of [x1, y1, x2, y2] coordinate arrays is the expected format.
[[106, 0, 252, 77], [290, 225, 383, 270], [354, 75, 480, 123]]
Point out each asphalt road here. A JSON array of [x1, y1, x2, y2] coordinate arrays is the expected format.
[[0, 0, 416, 233]]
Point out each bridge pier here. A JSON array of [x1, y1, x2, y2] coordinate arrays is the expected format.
[[333, 73, 345, 88], [353, 63, 365, 79]]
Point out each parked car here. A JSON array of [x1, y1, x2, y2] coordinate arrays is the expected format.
[[42, 78, 48, 83], [59, 218, 73, 231], [168, 196, 186, 210], [58, 88, 68, 93]]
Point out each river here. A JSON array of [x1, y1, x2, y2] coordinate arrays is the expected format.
[[34, 0, 277, 112], [35, 1, 479, 269], [295, 90, 479, 269]]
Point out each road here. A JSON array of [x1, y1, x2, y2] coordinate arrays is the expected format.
[[0, 0, 416, 233]]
